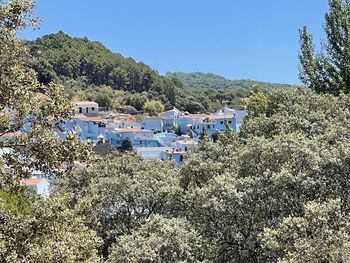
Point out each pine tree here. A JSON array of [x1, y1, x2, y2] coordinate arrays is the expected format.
[[299, 0, 350, 94]]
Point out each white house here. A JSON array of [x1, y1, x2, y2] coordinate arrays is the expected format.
[[222, 107, 248, 133], [160, 148, 185, 165], [141, 117, 164, 132], [234, 110, 249, 133], [61, 115, 107, 143], [159, 107, 181, 119], [177, 114, 208, 135], [135, 147, 172, 159], [20, 176, 50, 197], [106, 119, 141, 130], [222, 107, 235, 115], [154, 132, 179, 146], [174, 138, 197, 151], [73, 101, 99, 115], [205, 114, 236, 134], [108, 128, 161, 148]]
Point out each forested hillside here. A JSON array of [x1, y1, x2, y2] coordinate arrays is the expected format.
[[28, 31, 170, 91], [167, 72, 296, 90], [26, 32, 292, 113]]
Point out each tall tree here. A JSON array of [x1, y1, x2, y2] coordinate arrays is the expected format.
[[0, 0, 90, 192], [0, 1, 100, 261], [299, 0, 350, 94]]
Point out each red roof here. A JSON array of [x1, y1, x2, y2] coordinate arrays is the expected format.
[[180, 114, 208, 119], [20, 178, 43, 186], [1, 131, 21, 139], [175, 139, 197, 145], [206, 114, 235, 120]]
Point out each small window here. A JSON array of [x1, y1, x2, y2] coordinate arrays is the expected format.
[[91, 107, 95, 111], [207, 124, 211, 129], [220, 121, 223, 124], [79, 107, 82, 114], [228, 121, 232, 124], [197, 125, 199, 129]]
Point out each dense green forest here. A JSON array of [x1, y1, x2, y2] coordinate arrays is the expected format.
[[26, 32, 293, 113], [167, 71, 296, 90], [4, 0, 350, 262]]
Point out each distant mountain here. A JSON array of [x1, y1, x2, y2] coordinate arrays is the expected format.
[[166, 72, 296, 90], [27, 31, 167, 92], [25, 32, 296, 113]]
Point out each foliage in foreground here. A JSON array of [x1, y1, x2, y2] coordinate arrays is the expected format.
[[0, 1, 98, 262], [0, 193, 101, 263], [51, 88, 350, 262]]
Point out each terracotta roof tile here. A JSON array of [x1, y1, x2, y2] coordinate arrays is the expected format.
[[180, 114, 208, 119], [206, 114, 235, 120], [20, 178, 43, 186], [175, 139, 197, 145]]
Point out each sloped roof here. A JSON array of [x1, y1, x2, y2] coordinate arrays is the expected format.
[[175, 139, 197, 145], [179, 114, 208, 119], [73, 101, 98, 107], [1, 131, 21, 140], [206, 114, 235, 120], [113, 128, 153, 133], [75, 115, 104, 122], [20, 178, 43, 186]]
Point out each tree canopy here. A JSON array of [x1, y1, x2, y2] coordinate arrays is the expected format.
[[299, 0, 350, 94], [0, 1, 100, 261]]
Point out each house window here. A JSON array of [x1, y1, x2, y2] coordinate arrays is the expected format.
[[79, 107, 82, 114], [197, 125, 199, 129], [207, 124, 211, 129], [220, 121, 223, 124], [86, 107, 89, 113], [228, 121, 232, 124], [91, 107, 95, 111]]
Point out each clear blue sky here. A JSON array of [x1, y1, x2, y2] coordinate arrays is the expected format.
[[21, 0, 328, 84]]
